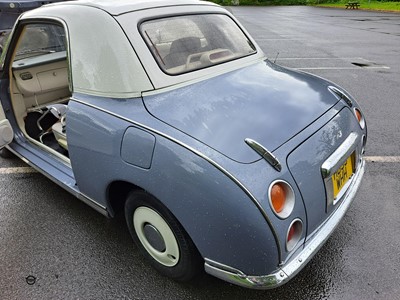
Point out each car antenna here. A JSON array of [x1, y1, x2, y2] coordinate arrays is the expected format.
[[274, 52, 280, 63]]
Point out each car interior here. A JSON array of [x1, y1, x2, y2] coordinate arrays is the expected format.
[[8, 24, 70, 159]]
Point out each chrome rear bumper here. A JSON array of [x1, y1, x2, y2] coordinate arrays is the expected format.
[[204, 158, 365, 289]]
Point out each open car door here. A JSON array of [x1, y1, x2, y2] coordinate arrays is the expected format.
[[0, 100, 13, 149]]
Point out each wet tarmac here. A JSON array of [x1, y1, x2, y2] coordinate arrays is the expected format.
[[1, 6, 399, 300]]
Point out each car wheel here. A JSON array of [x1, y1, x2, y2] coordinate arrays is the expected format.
[[124, 190, 203, 281], [0, 147, 14, 159]]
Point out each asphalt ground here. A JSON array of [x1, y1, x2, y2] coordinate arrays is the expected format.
[[1, 6, 399, 300]]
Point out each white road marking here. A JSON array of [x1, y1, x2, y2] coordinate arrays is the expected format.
[[0, 156, 399, 175], [0, 167, 37, 174], [364, 156, 400, 163], [295, 66, 390, 70], [256, 38, 308, 41], [274, 57, 389, 70], [278, 57, 366, 60]]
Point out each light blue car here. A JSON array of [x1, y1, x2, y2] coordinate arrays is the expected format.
[[0, 0, 367, 289]]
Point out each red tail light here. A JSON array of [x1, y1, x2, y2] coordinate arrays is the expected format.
[[286, 219, 303, 251]]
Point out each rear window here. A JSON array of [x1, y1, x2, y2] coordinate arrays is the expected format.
[[140, 14, 256, 75]]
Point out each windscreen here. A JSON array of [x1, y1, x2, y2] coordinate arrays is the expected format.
[[140, 14, 256, 75]]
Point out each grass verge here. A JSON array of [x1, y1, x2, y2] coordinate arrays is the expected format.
[[208, 0, 400, 11], [317, 1, 400, 11]]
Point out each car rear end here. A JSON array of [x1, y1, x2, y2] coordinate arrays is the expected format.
[[288, 104, 366, 242], [206, 88, 367, 288], [275, 94, 367, 279], [113, 2, 367, 287]]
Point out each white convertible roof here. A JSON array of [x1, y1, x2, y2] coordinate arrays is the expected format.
[[48, 0, 218, 16]]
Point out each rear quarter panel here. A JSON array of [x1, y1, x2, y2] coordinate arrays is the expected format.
[[66, 96, 280, 275]]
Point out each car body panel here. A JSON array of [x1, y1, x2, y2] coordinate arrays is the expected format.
[[287, 107, 363, 237], [144, 60, 339, 163], [66, 96, 280, 275], [67, 92, 353, 266]]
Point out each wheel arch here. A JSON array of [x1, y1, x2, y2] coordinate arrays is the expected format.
[[106, 179, 203, 251], [107, 180, 143, 217]]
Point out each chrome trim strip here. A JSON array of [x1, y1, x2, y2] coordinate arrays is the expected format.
[[328, 86, 353, 107], [244, 138, 281, 172], [321, 132, 358, 178], [5, 145, 108, 217], [23, 131, 71, 166], [76, 193, 108, 217], [361, 135, 366, 155], [204, 258, 246, 277], [204, 159, 365, 289], [70, 96, 282, 260]]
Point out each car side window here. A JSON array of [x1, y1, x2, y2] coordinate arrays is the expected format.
[[14, 23, 66, 61]]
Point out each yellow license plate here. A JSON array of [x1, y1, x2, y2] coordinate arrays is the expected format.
[[332, 153, 354, 199]]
